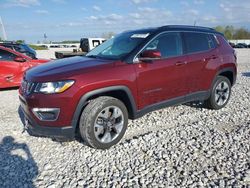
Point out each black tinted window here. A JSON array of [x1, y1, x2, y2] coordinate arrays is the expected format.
[[184, 32, 214, 53], [0, 49, 16, 61], [14, 45, 25, 52], [144, 32, 183, 58], [92, 40, 101, 47], [2, 45, 14, 51]]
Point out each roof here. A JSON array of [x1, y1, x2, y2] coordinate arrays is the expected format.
[[123, 25, 221, 35]]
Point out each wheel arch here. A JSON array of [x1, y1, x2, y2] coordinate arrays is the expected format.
[[70, 86, 137, 133], [217, 67, 236, 86], [218, 69, 236, 86]]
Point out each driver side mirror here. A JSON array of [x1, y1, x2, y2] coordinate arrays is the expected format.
[[14, 57, 26, 62], [137, 50, 161, 63]]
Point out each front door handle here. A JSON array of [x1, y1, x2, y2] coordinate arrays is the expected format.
[[5, 75, 14, 82], [175, 61, 187, 66]]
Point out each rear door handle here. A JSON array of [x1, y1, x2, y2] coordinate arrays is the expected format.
[[204, 55, 218, 61], [175, 61, 187, 66], [211, 55, 218, 59]]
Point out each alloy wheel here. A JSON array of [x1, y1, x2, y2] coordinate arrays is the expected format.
[[94, 106, 124, 144], [215, 81, 230, 106]]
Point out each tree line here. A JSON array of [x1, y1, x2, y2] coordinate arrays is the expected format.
[[214, 26, 250, 40]]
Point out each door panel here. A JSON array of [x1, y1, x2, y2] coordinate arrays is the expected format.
[[135, 55, 188, 109], [0, 49, 28, 88], [183, 32, 220, 93], [186, 50, 219, 93], [134, 32, 189, 109], [0, 61, 22, 88]]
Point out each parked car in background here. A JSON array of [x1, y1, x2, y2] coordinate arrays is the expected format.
[[234, 43, 248, 48], [80, 38, 106, 52], [229, 42, 235, 48], [55, 38, 106, 59], [19, 25, 237, 149], [0, 41, 37, 59], [0, 46, 49, 88]]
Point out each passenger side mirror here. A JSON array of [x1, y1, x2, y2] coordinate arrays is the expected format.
[[14, 57, 26, 62], [137, 50, 161, 63]]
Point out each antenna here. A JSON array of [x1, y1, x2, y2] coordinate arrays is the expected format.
[[0, 16, 7, 40], [194, 20, 197, 26]]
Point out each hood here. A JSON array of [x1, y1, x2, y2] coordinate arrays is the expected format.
[[25, 56, 114, 82], [30, 58, 50, 63]]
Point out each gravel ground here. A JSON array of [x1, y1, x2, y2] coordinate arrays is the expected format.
[[0, 49, 249, 187]]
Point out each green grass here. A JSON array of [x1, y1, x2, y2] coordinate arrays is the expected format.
[[29, 44, 48, 50]]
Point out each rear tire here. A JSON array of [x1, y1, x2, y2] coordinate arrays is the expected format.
[[79, 96, 128, 149], [204, 76, 231, 110]]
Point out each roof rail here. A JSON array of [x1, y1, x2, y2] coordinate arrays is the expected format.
[[160, 25, 215, 31]]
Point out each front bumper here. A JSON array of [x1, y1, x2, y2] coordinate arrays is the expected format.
[[19, 96, 75, 140]]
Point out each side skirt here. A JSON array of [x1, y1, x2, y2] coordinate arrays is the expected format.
[[133, 90, 210, 119]]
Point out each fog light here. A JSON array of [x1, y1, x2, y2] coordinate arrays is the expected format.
[[32, 108, 60, 121]]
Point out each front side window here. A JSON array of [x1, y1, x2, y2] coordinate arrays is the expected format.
[[0, 49, 16, 61], [184, 32, 214, 53], [14, 45, 25, 52], [143, 32, 183, 58]]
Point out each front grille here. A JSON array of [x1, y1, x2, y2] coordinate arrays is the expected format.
[[21, 80, 35, 95]]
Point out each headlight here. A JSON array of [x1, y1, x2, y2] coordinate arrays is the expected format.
[[34, 80, 75, 94]]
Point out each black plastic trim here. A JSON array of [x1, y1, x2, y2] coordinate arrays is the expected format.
[[70, 85, 137, 130], [20, 86, 211, 139], [134, 91, 210, 119], [215, 67, 237, 86], [20, 106, 75, 140]]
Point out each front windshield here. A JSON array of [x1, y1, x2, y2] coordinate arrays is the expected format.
[[86, 31, 150, 60]]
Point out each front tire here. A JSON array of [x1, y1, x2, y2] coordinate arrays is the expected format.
[[79, 96, 128, 149], [205, 76, 231, 110]]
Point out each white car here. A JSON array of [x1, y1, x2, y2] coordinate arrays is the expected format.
[[80, 38, 106, 52]]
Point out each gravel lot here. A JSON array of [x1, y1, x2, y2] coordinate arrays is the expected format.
[[0, 49, 249, 187]]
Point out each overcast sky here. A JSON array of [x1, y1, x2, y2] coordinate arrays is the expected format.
[[0, 0, 250, 43]]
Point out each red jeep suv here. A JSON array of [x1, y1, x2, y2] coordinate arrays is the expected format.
[[19, 25, 237, 149]]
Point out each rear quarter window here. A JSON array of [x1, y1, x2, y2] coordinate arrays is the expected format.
[[184, 32, 215, 54]]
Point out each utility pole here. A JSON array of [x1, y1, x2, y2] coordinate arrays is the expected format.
[[43, 33, 48, 43], [0, 16, 7, 40]]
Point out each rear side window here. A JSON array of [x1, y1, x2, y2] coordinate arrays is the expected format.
[[210, 34, 219, 47], [184, 32, 215, 54]]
